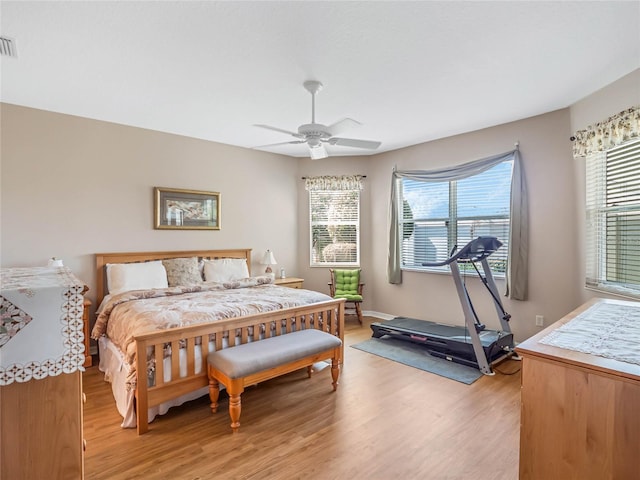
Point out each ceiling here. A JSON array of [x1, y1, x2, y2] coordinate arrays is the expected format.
[[1, 1, 639, 159]]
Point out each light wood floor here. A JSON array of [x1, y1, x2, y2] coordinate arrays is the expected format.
[[83, 317, 522, 479]]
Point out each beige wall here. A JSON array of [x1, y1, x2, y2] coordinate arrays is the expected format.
[[297, 70, 638, 342], [295, 155, 373, 297], [570, 69, 640, 130], [360, 109, 581, 342], [294, 108, 585, 342], [3, 69, 638, 343], [569, 68, 640, 305], [0, 104, 300, 309]]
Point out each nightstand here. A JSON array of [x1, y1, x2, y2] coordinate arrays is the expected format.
[[274, 277, 304, 289], [83, 298, 92, 367]]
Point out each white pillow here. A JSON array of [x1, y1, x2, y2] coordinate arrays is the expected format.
[[203, 258, 249, 283], [106, 260, 168, 295]]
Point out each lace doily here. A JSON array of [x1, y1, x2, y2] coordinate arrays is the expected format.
[[539, 302, 640, 366]]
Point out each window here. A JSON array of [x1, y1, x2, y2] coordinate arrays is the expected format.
[[307, 177, 361, 267], [398, 160, 514, 274], [586, 139, 640, 298]]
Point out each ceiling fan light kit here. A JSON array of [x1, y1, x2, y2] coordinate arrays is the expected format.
[[254, 80, 381, 159], [310, 145, 328, 160]]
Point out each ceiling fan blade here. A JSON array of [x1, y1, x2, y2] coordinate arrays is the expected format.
[[309, 144, 328, 160], [328, 137, 381, 149], [253, 140, 306, 149], [253, 124, 304, 138], [326, 118, 362, 136]]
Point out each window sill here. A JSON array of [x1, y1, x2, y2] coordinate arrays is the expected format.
[[311, 264, 360, 268], [585, 285, 640, 301], [401, 266, 506, 280]]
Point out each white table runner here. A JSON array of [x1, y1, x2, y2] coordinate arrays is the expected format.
[[539, 301, 640, 366], [1, 266, 87, 385]]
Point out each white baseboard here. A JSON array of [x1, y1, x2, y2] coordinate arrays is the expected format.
[[362, 310, 395, 320]]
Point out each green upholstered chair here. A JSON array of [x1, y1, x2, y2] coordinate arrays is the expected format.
[[328, 268, 364, 324]]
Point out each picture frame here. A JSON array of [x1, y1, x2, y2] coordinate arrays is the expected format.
[[154, 187, 220, 230]]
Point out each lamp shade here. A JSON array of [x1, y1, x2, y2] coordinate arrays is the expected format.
[[261, 250, 277, 265]]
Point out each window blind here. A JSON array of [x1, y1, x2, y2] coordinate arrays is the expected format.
[[309, 189, 360, 266], [399, 160, 513, 274], [586, 139, 640, 297]]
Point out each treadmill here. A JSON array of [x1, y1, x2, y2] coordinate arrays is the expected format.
[[370, 236, 517, 375]]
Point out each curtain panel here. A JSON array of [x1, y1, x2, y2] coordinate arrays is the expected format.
[[572, 105, 640, 158], [387, 149, 529, 301]]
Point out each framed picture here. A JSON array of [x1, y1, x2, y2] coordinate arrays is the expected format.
[[154, 187, 220, 230]]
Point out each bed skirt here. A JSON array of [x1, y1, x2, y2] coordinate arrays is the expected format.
[[98, 336, 209, 428]]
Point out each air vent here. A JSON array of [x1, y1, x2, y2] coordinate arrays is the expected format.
[[0, 36, 17, 57]]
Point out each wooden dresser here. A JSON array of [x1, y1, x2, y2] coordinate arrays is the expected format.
[[1, 267, 87, 480], [516, 298, 640, 480]]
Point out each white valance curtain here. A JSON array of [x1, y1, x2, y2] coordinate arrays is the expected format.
[[387, 149, 529, 301], [304, 175, 364, 191], [572, 106, 640, 158]]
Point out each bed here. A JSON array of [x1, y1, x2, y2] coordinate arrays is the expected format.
[[92, 248, 345, 434]]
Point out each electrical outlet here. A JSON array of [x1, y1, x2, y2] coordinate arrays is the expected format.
[[535, 315, 544, 327]]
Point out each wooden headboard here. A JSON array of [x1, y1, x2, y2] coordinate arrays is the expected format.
[[95, 248, 252, 305]]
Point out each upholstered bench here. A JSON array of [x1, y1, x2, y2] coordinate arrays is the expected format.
[[207, 329, 342, 432]]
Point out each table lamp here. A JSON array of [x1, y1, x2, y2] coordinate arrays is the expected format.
[[261, 249, 277, 278]]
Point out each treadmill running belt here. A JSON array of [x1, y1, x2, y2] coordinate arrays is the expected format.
[[383, 317, 472, 338]]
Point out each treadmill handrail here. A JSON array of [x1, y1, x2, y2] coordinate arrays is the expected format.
[[422, 236, 503, 267]]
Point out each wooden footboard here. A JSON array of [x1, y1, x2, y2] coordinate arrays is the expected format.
[[133, 298, 345, 434]]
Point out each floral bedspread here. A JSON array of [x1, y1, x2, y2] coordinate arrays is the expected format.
[[92, 278, 333, 388]]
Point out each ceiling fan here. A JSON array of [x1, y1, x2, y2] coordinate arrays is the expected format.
[[254, 80, 381, 159]]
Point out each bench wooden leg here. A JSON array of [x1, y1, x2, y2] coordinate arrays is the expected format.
[[208, 375, 220, 413], [307, 365, 313, 378], [228, 391, 242, 432], [331, 357, 340, 391]]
